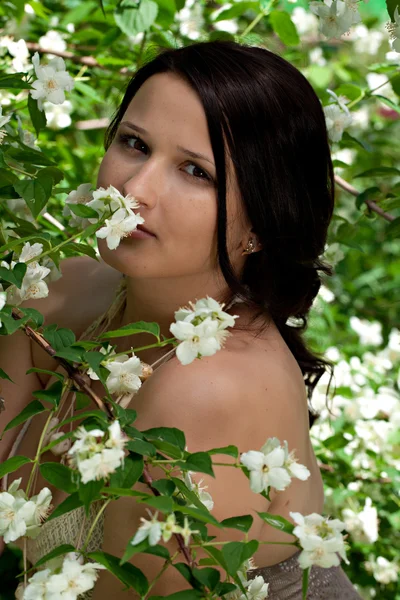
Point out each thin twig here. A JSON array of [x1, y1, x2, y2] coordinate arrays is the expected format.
[[334, 174, 395, 223], [141, 465, 198, 568], [11, 308, 113, 418], [24, 42, 133, 75]]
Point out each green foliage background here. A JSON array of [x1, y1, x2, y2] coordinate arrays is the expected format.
[[0, 0, 399, 598]]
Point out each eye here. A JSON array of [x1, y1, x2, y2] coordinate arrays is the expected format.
[[118, 133, 148, 154], [184, 163, 212, 183]]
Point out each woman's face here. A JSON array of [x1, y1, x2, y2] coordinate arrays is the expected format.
[[96, 72, 250, 284]]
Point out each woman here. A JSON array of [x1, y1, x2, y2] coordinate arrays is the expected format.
[[0, 40, 361, 598]]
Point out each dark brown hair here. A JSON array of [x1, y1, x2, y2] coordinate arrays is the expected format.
[[104, 40, 336, 426]]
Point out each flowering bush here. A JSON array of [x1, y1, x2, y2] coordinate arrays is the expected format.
[[0, 0, 399, 599]]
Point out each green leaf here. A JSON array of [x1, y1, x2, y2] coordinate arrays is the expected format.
[[220, 515, 253, 533], [212, 1, 259, 21], [121, 539, 170, 565], [2, 399, 46, 434], [192, 567, 220, 591], [67, 202, 99, 219], [215, 582, 238, 595], [173, 503, 222, 528], [43, 324, 76, 351], [143, 427, 186, 451], [28, 94, 47, 138], [54, 347, 85, 362], [0, 262, 27, 288], [386, 0, 399, 21], [354, 166, 400, 178], [269, 10, 300, 46], [47, 492, 83, 522], [126, 439, 157, 457], [26, 367, 64, 382], [40, 463, 78, 494], [115, 0, 159, 36], [151, 479, 176, 496], [7, 146, 55, 167], [221, 540, 259, 576], [32, 380, 64, 408], [205, 445, 239, 459], [87, 551, 148, 594], [56, 410, 108, 430], [179, 452, 214, 477], [387, 216, 400, 239], [0, 455, 32, 479], [0, 74, 31, 89], [100, 320, 160, 341], [0, 312, 29, 335], [150, 590, 204, 599], [375, 94, 400, 114], [0, 367, 13, 382], [335, 83, 365, 103], [13, 175, 52, 219], [19, 307, 45, 328], [79, 479, 104, 515], [33, 544, 76, 569], [171, 477, 209, 511], [142, 495, 174, 512], [110, 453, 144, 489], [257, 512, 294, 535]]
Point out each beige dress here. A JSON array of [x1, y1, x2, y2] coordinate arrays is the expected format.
[[8, 278, 362, 599]]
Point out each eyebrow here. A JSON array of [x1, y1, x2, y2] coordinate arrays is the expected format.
[[120, 121, 215, 167]]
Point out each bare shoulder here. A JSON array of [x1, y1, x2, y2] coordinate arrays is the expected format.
[[132, 317, 310, 452], [28, 255, 123, 382]]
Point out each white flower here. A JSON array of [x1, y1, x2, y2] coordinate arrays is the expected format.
[[131, 510, 163, 546], [30, 487, 52, 525], [170, 317, 230, 366], [78, 447, 124, 483], [282, 441, 311, 481], [6, 264, 51, 305], [214, 19, 239, 34], [30, 52, 74, 111], [160, 513, 182, 543], [297, 535, 346, 568], [96, 208, 144, 250], [240, 446, 291, 494], [86, 344, 116, 380], [365, 555, 399, 584], [0, 288, 6, 327], [87, 185, 140, 221], [18, 242, 43, 268], [105, 354, 143, 394], [350, 317, 383, 346], [63, 183, 94, 228], [386, 6, 400, 53], [322, 242, 345, 267], [179, 516, 199, 546], [39, 30, 67, 54], [68, 426, 105, 458], [23, 568, 52, 600], [309, 0, 358, 38], [324, 102, 352, 142], [240, 575, 269, 600], [291, 7, 319, 36], [44, 99, 73, 129], [0, 106, 11, 144], [45, 554, 104, 598], [342, 497, 378, 544], [177, 0, 205, 40], [0, 491, 36, 543], [184, 471, 214, 511], [105, 420, 127, 452], [3, 37, 30, 72], [290, 511, 348, 568]]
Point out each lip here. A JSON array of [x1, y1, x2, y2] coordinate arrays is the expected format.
[[126, 226, 155, 239], [136, 224, 155, 236]]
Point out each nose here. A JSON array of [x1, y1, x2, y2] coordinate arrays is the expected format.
[[122, 160, 160, 210]]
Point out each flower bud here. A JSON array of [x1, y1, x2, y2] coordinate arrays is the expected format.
[[49, 432, 71, 456]]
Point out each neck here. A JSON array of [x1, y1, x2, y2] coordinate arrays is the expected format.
[[117, 274, 235, 366]]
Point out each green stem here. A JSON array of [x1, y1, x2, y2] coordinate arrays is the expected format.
[[81, 498, 111, 552], [27, 228, 94, 264], [6, 163, 37, 178], [241, 9, 268, 37], [25, 410, 56, 497], [141, 550, 179, 599]]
